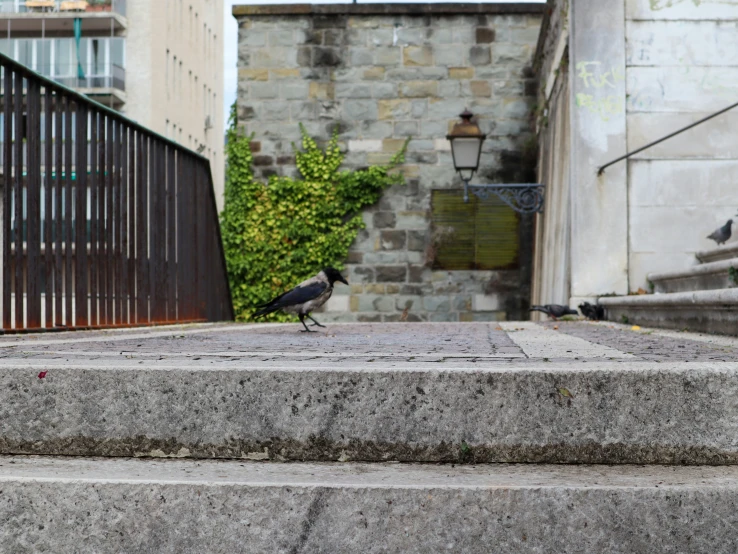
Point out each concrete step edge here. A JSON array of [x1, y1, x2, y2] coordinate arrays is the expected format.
[[599, 287, 738, 307], [649, 257, 738, 283], [696, 242, 738, 263], [4, 361, 738, 464], [600, 289, 738, 335], [2, 456, 738, 554]]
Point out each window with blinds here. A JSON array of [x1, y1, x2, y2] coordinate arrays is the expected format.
[[430, 189, 520, 270]]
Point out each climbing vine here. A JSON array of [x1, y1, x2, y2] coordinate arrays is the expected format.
[[220, 105, 408, 321]]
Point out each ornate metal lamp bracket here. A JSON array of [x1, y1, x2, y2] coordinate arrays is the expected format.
[[463, 181, 545, 214]]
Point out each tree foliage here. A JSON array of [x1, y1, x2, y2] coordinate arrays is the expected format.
[[220, 106, 408, 321]]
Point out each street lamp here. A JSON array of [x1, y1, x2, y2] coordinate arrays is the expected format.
[[445, 109, 545, 213], [447, 109, 486, 193]]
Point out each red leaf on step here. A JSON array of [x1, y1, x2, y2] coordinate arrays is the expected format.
[[38, 371, 47, 379]]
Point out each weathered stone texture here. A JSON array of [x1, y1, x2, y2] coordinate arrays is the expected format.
[[235, 6, 542, 322], [6, 458, 738, 553]]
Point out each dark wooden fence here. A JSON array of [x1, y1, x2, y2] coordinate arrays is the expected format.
[[0, 53, 233, 331]]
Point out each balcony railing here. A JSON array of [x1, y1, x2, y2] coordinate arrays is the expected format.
[[0, 51, 233, 331], [0, 0, 126, 17], [35, 64, 125, 92]]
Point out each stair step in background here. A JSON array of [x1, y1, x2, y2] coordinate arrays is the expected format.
[[3, 358, 738, 464], [696, 243, 738, 264], [649, 258, 738, 293], [600, 288, 738, 335], [2, 456, 738, 554]]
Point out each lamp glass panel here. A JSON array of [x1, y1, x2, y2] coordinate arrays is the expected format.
[[459, 168, 474, 181], [450, 137, 482, 170]]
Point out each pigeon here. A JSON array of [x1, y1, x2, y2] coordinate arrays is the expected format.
[[579, 302, 605, 321], [529, 304, 578, 320], [254, 267, 348, 332], [707, 219, 733, 246]]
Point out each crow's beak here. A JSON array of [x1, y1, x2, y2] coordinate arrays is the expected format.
[[339, 276, 349, 286]]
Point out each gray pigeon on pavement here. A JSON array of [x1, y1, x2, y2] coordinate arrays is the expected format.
[[529, 304, 578, 320], [707, 219, 733, 246]]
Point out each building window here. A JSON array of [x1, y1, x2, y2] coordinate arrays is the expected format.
[[430, 189, 520, 270], [1, 37, 124, 84], [203, 83, 207, 117]]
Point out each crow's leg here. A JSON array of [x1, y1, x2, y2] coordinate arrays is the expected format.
[[298, 314, 315, 333], [307, 314, 326, 328]]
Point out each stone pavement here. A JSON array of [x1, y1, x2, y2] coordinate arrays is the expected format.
[[1, 318, 736, 364], [2, 320, 738, 552]]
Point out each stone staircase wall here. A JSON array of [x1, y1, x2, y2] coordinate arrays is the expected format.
[[601, 244, 738, 334]]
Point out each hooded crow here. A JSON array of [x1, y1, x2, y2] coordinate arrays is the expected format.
[[529, 304, 578, 320], [254, 267, 349, 332]]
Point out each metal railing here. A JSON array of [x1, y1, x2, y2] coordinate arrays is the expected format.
[[0, 52, 233, 331], [0, 0, 126, 16], [598, 99, 738, 176]]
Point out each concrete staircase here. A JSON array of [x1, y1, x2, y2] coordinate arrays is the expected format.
[[600, 244, 738, 334], [1, 322, 738, 552]]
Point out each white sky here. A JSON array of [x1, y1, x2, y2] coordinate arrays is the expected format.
[[222, 0, 545, 125]]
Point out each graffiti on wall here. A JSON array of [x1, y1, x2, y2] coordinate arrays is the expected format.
[[575, 61, 625, 121]]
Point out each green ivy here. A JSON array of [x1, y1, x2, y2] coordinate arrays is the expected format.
[[220, 105, 408, 321]]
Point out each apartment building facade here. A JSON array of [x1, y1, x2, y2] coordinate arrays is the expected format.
[[0, 0, 225, 204]]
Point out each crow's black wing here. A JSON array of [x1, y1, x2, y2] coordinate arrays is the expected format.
[[579, 303, 594, 319], [594, 304, 605, 320], [254, 282, 328, 317]]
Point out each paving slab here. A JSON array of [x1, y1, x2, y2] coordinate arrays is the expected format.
[[1, 322, 738, 464], [2, 455, 738, 554]]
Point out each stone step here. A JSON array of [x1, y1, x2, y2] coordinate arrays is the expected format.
[[649, 258, 738, 293], [2, 455, 737, 553], [696, 242, 738, 263], [3, 353, 738, 464], [599, 288, 738, 335]]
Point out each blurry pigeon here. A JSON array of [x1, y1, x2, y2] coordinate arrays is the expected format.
[[579, 302, 605, 321], [707, 219, 732, 246], [254, 267, 348, 332], [529, 304, 578, 320]]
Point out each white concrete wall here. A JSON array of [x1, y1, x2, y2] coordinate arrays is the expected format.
[[534, 0, 738, 302], [569, 0, 629, 300], [625, 0, 738, 289], [126, 0, 225, 208]]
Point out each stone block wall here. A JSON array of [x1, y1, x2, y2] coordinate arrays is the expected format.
[[233, 3, 543, 322]]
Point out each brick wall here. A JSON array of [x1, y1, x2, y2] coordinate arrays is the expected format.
[[233, 3, 543, 322]]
